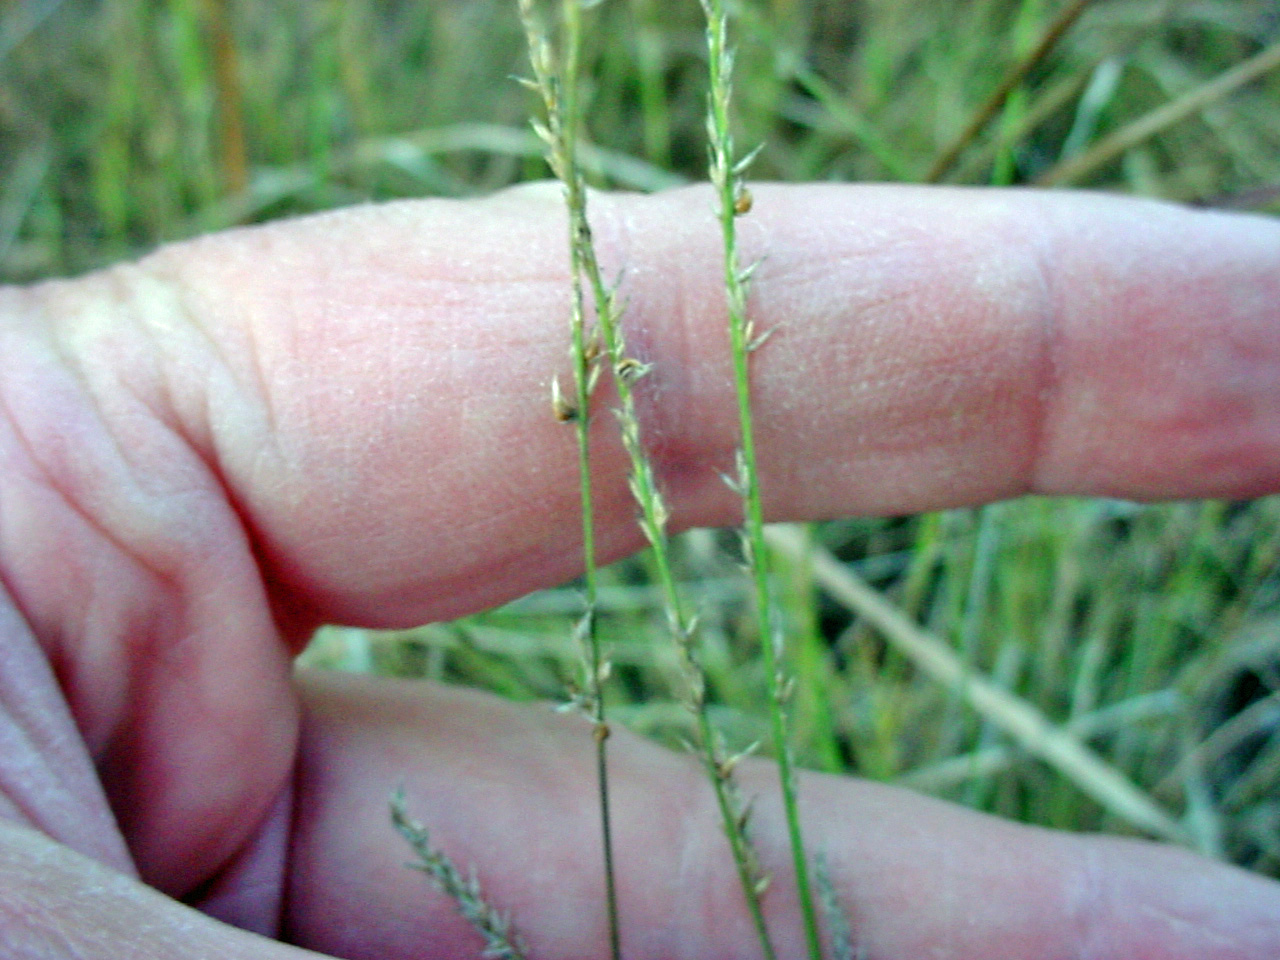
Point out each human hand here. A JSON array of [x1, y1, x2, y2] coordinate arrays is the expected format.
[[1, 183, 1277, 958]]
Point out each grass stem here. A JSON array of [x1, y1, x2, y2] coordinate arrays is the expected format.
[[926, 0, 1094, 183], [521, 3, 779, 954], [1036, 37, 1280, 187], [701, 3, 823, 958], [517, 2, 620, 955], [767, 525, 1190, 844], [560, 4, 623, 957]]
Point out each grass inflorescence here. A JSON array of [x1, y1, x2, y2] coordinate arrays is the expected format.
[[517, 1, 621, 954], [391, 790, 528, 960], [701, 0, 823, 956], [517, 2, 783, 954]]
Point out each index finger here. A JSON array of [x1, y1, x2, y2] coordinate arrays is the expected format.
[[50, 183, 1280, 627]]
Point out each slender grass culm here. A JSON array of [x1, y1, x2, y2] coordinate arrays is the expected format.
[[517, 2, 778, 958], [515, 2, 621, 957], [700, 3, 825, 959]]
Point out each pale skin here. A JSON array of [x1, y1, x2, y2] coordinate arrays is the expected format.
[[0, 182, 1278, 959]]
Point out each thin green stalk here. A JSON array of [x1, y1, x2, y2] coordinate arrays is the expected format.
[[568, 96, 781, 960], [556, 8, 622, 956], [701, 3, 823, 959], [516, 3, 619, 957], [768, 525, 1189, 844], [522, 2, 777, 952]]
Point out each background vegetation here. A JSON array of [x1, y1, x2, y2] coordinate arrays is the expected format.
[[3, 0, 1279, 882]]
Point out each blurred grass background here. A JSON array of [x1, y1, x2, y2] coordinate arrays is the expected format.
[[3, 0, 1279, 879]]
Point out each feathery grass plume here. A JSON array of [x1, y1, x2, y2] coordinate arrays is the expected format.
[[518, 2, 777, 955], [515, 2, 620, 957], [700, 2, 823, 958], [814, 853, 858, 960], [390, 790, 529, 960]]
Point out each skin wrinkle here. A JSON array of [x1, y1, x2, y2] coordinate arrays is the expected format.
[[222, 262, 281, 446], [0, 353, 150, 753], [5, 267, 301, 894], [0, 605, 125, 871], [0, 314, 231, 770], [184, 222, 377, 512], [129, 286, 290, 609], [6, 398, 195, 646], [0, 352, 137, 878], [132, 250, 281, 467], [19, 271, 221, 552], [88, 261, 243, 517]]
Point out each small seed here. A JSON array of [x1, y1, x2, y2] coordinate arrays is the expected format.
[[551, 376, 577, 422], [616, 356, 652, 382], [733, 186, 753, 215]]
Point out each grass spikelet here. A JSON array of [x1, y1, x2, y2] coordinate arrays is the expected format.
[[814, 853, 858, 960]]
